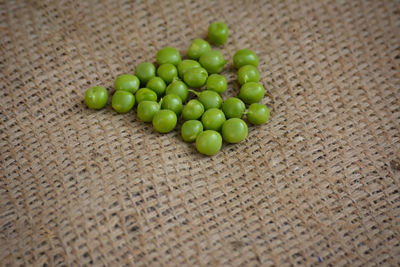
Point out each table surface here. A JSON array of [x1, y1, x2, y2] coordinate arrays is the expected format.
[[1, 0, 399, 266]]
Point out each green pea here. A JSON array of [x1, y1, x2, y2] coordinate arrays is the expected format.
[[247, 103, 270, 125], [137, 101, 160, 122], [221, 118, 248, 143], [206, 74, 227, 93], [239, 82, 265, 104], [166, 80, 188, 102], [182, 99, 205, 121], [135, 62, 156, 85], [114, 74, 140, 94], [136, 88, 157, 103], [208, 22, 229, 45], [187, 39, 211, 60], [161, 94, 183, 116], [146, 77, 166, 97], [237, 65, 260, 85], [112, 90, 135, 113], [233, 49, 259, 69], [195, 130, 222, 156], [181, 120, 203, 142], [183, 67, 208, 88], [199, 50, 227, 74], [156, 46, 181, 66], [198, 90, 222, 110], [152, 109, 177, 133], [157, 63, 178, 84], [85, 86, 108, 110], [201, 108, 226, 131], [177, 59, 201, 78], [222, 97, 245, 118]]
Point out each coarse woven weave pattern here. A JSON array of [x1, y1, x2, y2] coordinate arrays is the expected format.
[[1, 0, 400, 266]]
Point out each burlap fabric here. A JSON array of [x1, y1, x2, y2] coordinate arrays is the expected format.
[[1, 0, 399, 266]]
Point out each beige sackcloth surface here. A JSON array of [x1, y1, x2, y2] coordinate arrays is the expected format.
[[1, 0, 399, 266]]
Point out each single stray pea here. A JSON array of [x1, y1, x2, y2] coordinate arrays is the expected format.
[[183, 67, 208, 88], [182, 99, 205, 121], [187, 39, 211, 60], [201, 108, 226, 131], [157, 63, 178, 84], [166, 80, 188, 102], [222, 97, 245, 119], [152, 109, 177, 133], [85, 86, 108, 110], [237, 65, 260, 85], [199, 50, 227, 74], [114, 74, 140, 94], [135, 62, 156, 85], [136, 88, 158, 103], [208, 22, 229, 45], [221, 118, 248, 143], [247, 103, 270, 125], [195, 130, 222, 156], [177, 59, 201, 78], [198, 90, 222, 110], [156, 46, 181, 66], [239, 82, 265, 104], [233, 49, 259, 69], [206, 74, 227, 93], [111, 90, 135, 114], [146, 77, 166, 97], [137, 101, 160, 122], [161, 94, 183, 116], [181, 120, 203, 142]]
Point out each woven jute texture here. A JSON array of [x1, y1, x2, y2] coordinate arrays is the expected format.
[[1, 0, 400, 266]]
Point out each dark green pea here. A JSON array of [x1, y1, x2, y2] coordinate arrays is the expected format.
[[146, 77, 167, 97], [237, 65, 260, 85], [208, 22, 229, 45], [135, 62, 156, 85], [157, 63, 178, 84], [136, 88, 157, 103], [85, 86, 108, 110], [137, 101, 160, 122], [152, 109, 177, 133], [198, 90, 222, 110], [201, 108, 226, 131], [112, 90, 135, 113], [183, 67, 208, 88], [222, 97, 245, 118], [161, 94, 183, 116], [187, 39, 211, 60], [206, 74, 227, 93], [182, 99, 204, 121], [177, 59, 201, 78], [233, 49, 259, 69], [156, 46, 181, 66], [114, 74, 140, 94], [239, 82, 265, 104], [181, 120, 203, 142], [166, 80, 188, 102], [199, 50, 227, 74]]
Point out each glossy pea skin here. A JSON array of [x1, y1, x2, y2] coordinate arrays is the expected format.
[[187, 39, 211, 60], [85, 86, 108, 109], [183, 67, 208, 88], [221, 118, 248, 143], [198, 90, 222, 110], [137, 101, 160, 122], [206, 74, 227, 93], [222, 97, 245, 119], [152, 109, 177, 133], [114, 74, 140, 94], [157, 63, 178, 84], [182, 99, 204, 121], [199, 50, 227, 74], [181, 120, 203, 142], [135, 62, 156, 85], [166, 80, 188, 102], [237, 65, 260, 85], [161, 94, 183, 116], [111, 90, 135, 113], [233, 49, 259, 69], [247, 103, 270, 125], [136, 88, 158, 103], [156, 46, 181, 66], [146, 77, 166, 97], [239, 82, 265, 104], [177, 60, 201, 78], [195, 130, 222, 156], [201, 108, 226, 131], [208, 22, 229, 45]]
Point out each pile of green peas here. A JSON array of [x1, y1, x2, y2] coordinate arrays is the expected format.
[[84, 21, 270, 156]]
